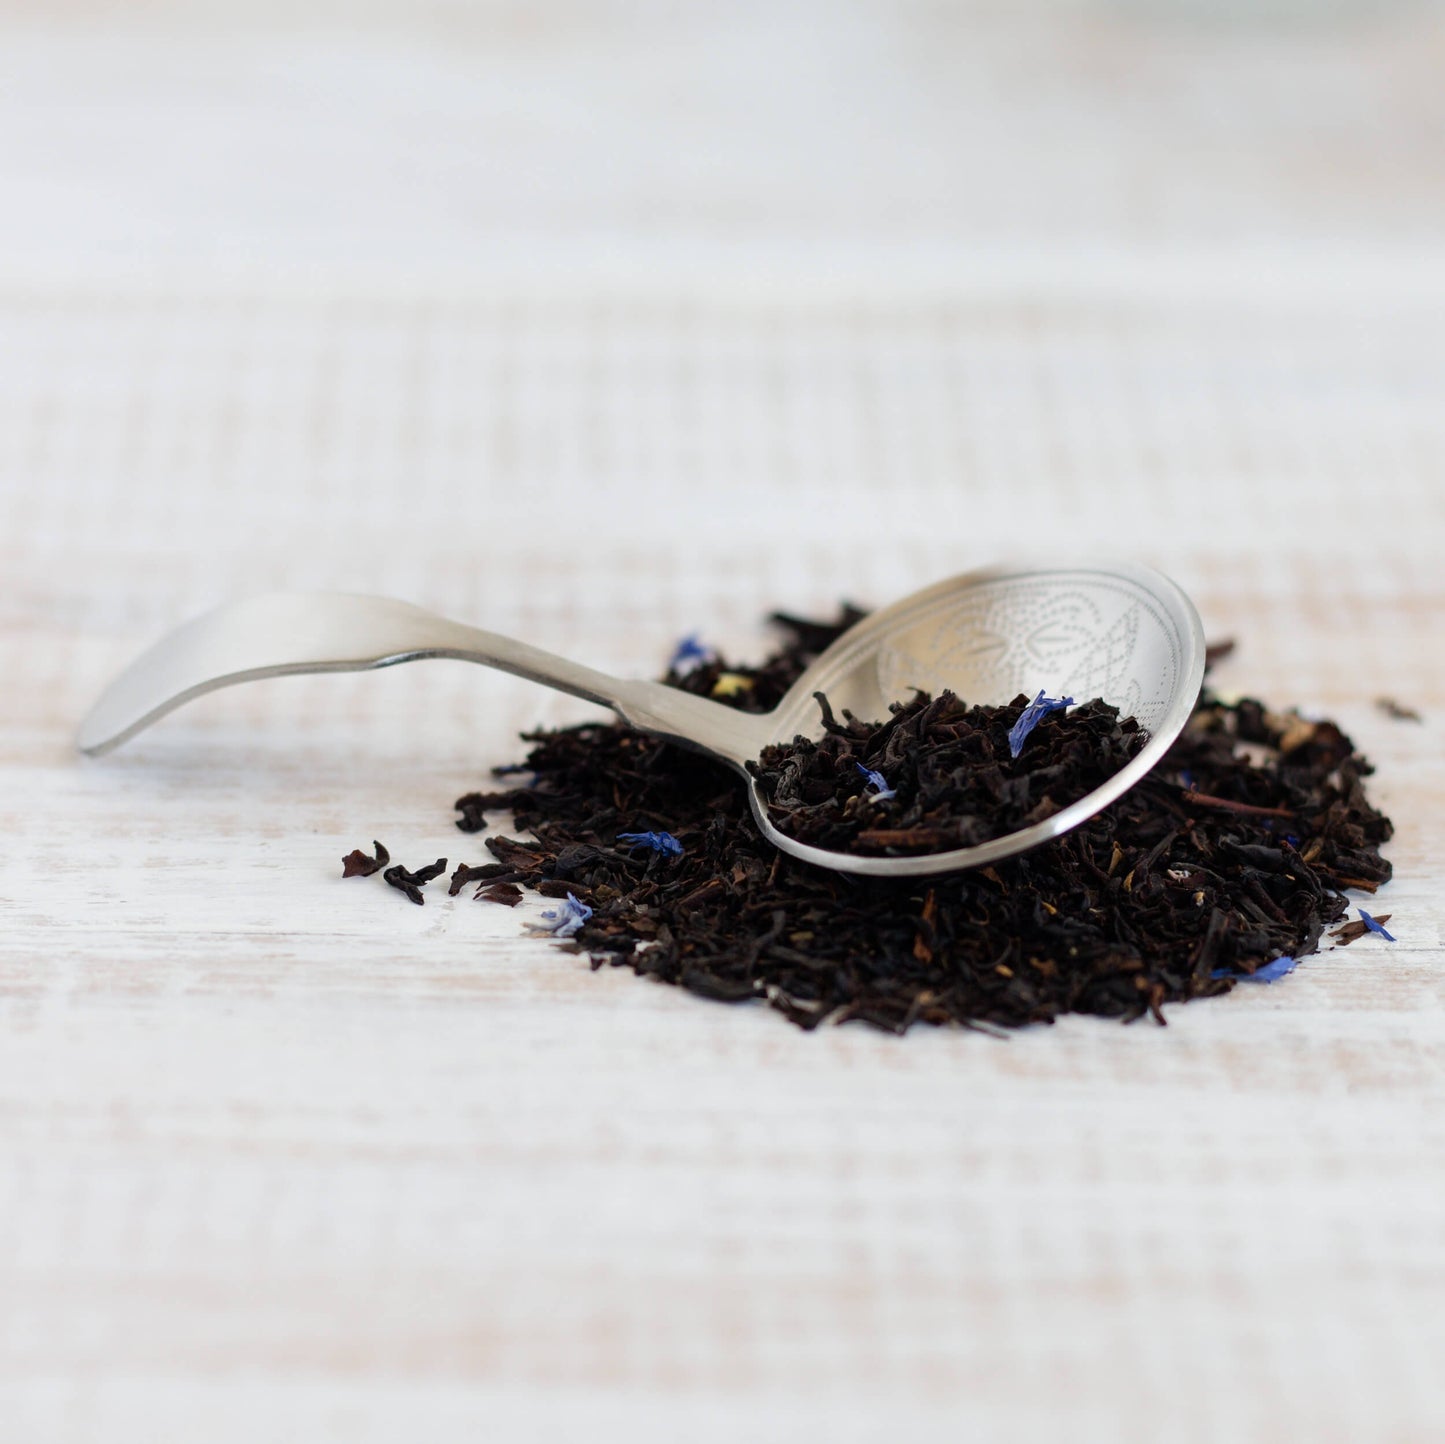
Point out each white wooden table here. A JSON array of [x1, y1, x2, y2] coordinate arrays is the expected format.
[[3, 6, 1444, 1440]]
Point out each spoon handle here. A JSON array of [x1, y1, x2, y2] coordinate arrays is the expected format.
[[77, 591, 772, 768]]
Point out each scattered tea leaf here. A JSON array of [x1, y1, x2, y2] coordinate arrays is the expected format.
[[449, 862, 493, 896], [341, 840, 389, 878], [1332, 911, 1393, 946], [1376, 697, 1423, 723], [1359, 907, 1397, 941], [383, 858, 448, 906], [1204, 638, 1237, 671], [477, 882, 524, 906]]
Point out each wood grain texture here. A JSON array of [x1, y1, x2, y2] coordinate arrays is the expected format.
[[3, 6, 1445, 1442]]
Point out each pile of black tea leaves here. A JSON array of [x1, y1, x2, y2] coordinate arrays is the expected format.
[[363, 607, 1394, 1032]]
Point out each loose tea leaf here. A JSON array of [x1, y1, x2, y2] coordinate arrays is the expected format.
[[1204, 639, 1237, 670], [383, 857, 448, 906], [376, 607, 1392, 1033], [341, 840, 390, 878], [1376, 697, 1423, 723], [449, 862, 494, 896], [1359, 907, 1397, 940], [454, 796, 490, 834], [1329, 907, 1396, 945], [477, 882, 524, 906]]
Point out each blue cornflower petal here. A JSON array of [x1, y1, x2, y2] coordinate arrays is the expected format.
[[1249, 955, 1300, 982], [854, 761, 896, 802], [534, 892, 592, 938], [1008, 690, 1075, 759], [1359, 908, 1397, 942], [669, 634, 712, 674], [618, 830, 685, 859], [1212, 955, 1298, 984]]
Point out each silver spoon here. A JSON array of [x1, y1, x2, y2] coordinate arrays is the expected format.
[[78, 563, 1204, 877]]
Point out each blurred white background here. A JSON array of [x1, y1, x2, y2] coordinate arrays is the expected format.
[[5, 0, 1444, 654], [6, 0, 1445, 274]]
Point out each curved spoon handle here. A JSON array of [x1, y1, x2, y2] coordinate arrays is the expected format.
[[77, 592, 772, 768]]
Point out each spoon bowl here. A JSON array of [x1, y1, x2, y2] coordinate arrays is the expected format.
[[751, 562, 1204, 875], [78, 563, 1204, 877]]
